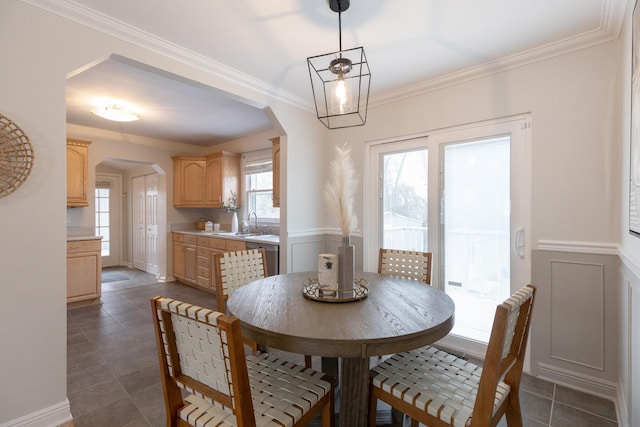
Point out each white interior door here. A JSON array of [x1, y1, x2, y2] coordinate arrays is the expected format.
[[132, 175, 146, 271], [145, 173, 159, 275], [132, 173, 159, 274], [366, 117, 531, 357]]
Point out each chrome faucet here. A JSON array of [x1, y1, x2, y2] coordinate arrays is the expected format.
[[248, 211, 258, 232]]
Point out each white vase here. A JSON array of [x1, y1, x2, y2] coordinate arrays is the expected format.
[[231, 211, 239, 233]]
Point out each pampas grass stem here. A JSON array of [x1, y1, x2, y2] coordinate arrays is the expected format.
[[324, 144, 358, 237]]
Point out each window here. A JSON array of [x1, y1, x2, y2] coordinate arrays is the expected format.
[[243, 150, 279, 223], [95, 181, 111, 256]]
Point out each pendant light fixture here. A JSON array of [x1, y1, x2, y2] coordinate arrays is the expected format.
[[307, 0, 371, 129]]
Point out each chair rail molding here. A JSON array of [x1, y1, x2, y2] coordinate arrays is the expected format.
[[537, 239, 618, 255]]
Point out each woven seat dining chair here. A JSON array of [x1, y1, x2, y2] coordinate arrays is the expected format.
[[378, 248, 433, 285], [214, 248, 314, 368], [214, 248, 267, 313], [213, 248, 267, 354], [151, 296, 335, 427], [368, 284, 536, 427]]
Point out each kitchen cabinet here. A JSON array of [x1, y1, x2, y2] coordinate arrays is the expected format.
[[172, 152, 240, 208], [67, 238, 101, 306], [67, 139, 91, 207], [206, 151, 240, 208], [271, 137, 280, 207], [172, 156, 208, 207], [172, 232, 246, 294], [173, 233, 197, 284]]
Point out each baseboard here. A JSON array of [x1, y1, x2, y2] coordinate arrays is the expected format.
[[0, 399, 72, 427], [536, 362, 618, 400], [616, 379, 630, 427]]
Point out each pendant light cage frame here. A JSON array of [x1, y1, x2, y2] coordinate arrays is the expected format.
[[307, 46, 371, 129]]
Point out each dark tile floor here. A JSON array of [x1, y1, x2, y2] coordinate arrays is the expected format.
[[67, 267, 619, 427]]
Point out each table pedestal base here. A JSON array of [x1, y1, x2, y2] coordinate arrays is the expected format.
[[339, 357, 370, 427]]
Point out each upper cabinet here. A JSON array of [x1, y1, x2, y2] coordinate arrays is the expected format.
[[271, 137, 280, 207], [67, 138, 91, 207], [206, 151, 240, 208], [172, 156, 208, 208], [172, 151, 240, 208]]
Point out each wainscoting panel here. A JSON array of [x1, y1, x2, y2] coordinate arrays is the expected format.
[[531, 249, 619, 398], [549, 260, 604, 370], [288, 237, 326, 272]]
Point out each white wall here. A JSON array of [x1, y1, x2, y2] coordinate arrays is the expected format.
[[0, 1, 326, 424]]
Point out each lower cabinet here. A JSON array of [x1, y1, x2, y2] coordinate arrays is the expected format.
[[173, 234, 197, 285], [67, 238, 102, 306], [172, 232, 246, 294]]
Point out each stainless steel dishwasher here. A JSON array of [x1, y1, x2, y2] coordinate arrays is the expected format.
[[246, 241, 279, 276]]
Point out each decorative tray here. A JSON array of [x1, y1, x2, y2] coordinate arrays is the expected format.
[[303, 277, 369, 303]]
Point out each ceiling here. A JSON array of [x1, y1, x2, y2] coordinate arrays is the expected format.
[[44, 0, 628, 147]]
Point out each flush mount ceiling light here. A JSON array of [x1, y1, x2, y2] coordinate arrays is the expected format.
[[307, 0, 371, 129], [90, 100, 141, 122]]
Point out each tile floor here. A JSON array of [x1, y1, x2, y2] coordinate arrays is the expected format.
[[67, 267, 619, 427]]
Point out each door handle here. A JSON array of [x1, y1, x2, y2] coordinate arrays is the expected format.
[[514, 228, 525, 259]]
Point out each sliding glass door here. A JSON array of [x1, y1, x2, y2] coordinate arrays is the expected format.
[[441, 136, 511, 343], [366, 117, 530, 355]]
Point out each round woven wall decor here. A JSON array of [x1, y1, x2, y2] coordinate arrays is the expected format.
[[0, 113, 35, 199]]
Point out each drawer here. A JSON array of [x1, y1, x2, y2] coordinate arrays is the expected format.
[[209, 238, 226, 250], [197, 236, 210, 247], [183, 235, 197, 245], [226, 240, 246, 251], [196, 276, 211, 288], [67, 239, 101, 254], [197, 255, 210, 267], [173, 233, 184, 242], [197, 246, 211, 257], [197, 266, 210, 278]]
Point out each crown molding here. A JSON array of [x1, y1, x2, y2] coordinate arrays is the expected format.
[[19, 0, 311, 111], [21, 0, 628, 111]]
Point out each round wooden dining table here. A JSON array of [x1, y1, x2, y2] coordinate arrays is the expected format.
[[226, 271, 455, 427]]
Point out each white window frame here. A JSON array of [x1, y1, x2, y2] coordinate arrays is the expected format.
[[241, 149, 279, 225]]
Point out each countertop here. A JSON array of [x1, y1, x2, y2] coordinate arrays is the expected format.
[[174, 230, 279, 245], [67, 235, 103, 241]]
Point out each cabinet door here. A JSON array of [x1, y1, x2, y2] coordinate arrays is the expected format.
[[66, 139, 91, 207], [173, 157, 207, 207], [184, 244, 198, 284], [173, 241, 186, 280], [206, 155, 223, 207], [206, 152, 240, 208], [67, 252, 100, 302]]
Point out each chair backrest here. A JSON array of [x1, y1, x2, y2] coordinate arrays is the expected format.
[[473, 284, 536, 425], [214, 248, 267, 312], [150, 296, 255, 426], [378, 248, 433, 284]]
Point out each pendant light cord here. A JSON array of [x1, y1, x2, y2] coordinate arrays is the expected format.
[[338, 10, 343, 52]]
